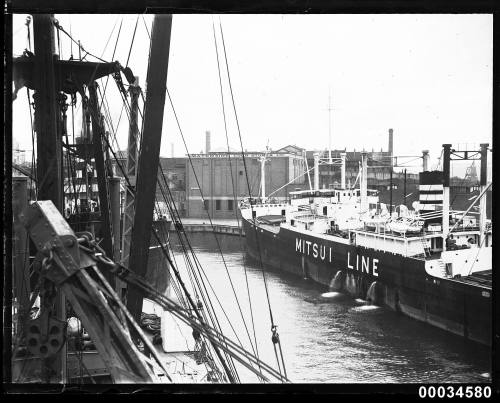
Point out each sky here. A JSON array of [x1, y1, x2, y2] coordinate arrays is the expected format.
[[11, 13, 492, 176]]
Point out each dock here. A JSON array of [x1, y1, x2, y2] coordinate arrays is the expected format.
[[171, 218, 244, 236]]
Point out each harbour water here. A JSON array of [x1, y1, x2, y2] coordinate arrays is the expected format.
[[169, 232, 491, 383]]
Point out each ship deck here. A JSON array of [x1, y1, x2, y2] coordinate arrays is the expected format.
[[448, 270, 492, 289]]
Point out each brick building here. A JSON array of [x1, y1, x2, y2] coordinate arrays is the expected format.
[[184, 146, 307, 218]]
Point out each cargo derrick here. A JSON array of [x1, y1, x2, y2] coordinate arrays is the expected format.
[[11, 14, 138, 383]]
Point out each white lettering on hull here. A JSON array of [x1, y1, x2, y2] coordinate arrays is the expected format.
[[296, 238, 302, 253], [347, 252, 379, 277], [320, 245, 326, 260], [294, 238, 380, 276]]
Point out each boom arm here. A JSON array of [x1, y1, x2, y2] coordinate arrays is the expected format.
[[20, 200, 169, 383]]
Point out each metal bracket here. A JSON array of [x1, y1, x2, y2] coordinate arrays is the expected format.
[[20, 200, 81, 284]]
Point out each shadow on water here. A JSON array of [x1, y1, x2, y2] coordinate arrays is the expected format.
[[170, 232, 491, 383]]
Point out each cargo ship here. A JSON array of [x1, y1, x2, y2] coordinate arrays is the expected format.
[[240, 144, 492, 346]]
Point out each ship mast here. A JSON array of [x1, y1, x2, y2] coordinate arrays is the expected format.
[[328, 90, 333, 165]]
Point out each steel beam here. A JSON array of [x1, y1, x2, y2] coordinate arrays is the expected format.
[[20, 201, 157, 383], [127, 15, 172, 321], [88, 83, 115, 287], [32, 14, 66, 383], [120, 79, 140, 270], [33, 14, 62, 210], [12, 177, 30, 335]]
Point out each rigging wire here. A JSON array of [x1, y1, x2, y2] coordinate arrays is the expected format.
[[53, 20, 109, 63], [165, 88, 263, 364], [63, 22, 265, 381], [85, 88, 240, 383], [155, 168, 244, 380], [98, 18, 123, 112], [111, 65, 242, 378], [26, 88, 37, 200], [218, 19, 287, 378], [156, 166, 260, 378], [211, 18, 261, 369], [100, 17, 120, 60], [93, 250, 289, 382], [126, 16, 140, 68]]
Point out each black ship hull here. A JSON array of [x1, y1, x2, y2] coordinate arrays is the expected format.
[[242, 217, 491, 346]]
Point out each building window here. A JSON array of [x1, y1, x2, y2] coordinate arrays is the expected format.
[[239, 170, 243, 176], [227, 199, 234, 211], [204, 200, 209, 211], [216, 199, 221, 210]]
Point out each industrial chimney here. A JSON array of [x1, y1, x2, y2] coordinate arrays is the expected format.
[[388, 128, 394, 158], [171, 142, 174, 158], [205, 131, 211, 155]]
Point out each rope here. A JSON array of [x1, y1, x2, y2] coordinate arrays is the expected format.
[[153, 176, 241, 378], [126, 16, 139, 67], [211, 18, 262, 371], [218, 19, 287, 377], [157, 167, 260, 379], [165, 89, 263, 363], [91, 93, 240, 383], [26, 88, 37, 200], [53, 20, 109, 63], [100, 17, 120, 60], [98, 18, 123, 112], [465, 232, 488, 277], [87, 240, 288, 382]]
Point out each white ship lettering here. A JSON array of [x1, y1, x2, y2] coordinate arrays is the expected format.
[[295, 238, 333, 263], [347, 252, 379, 277]]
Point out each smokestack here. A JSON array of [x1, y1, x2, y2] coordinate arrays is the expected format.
[[422, 150, 429, 171], [205, 130, 211, 154], [171, 143, 174, 158], [388, 128, 393, 158]]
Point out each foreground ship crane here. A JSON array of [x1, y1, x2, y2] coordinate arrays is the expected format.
[[8, 13, 289, 384]]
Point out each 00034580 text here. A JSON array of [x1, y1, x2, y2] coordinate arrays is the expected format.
[[418, 385, 491, 399]]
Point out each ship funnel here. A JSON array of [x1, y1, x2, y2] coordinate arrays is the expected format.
[[418, 171, 443, 224], [205, 130, 211, 154]]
